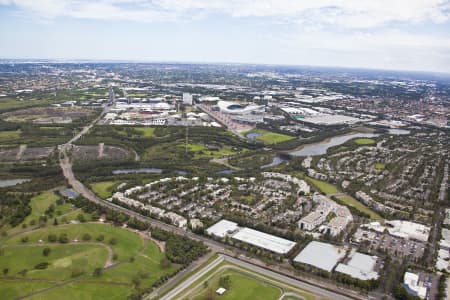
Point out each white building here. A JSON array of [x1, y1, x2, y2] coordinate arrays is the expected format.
[[403, 272, 427, 299], [183, 93, 193, 105], [294, 241, 346, 272], [335, 251, 379, 281], [206, 219, 239, 238], [232, 227, 296, 255]]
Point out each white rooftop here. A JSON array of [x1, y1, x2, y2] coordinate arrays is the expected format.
[[206, 220, 238, 238], [335, 252, 378, 280], [293, 241, 345, 272], [232, 227, 296, 255]]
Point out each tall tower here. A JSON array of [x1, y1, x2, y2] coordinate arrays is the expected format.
[[183, 93, 193, 106]]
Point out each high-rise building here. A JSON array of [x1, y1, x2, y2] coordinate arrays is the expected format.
[[183, 93, 193, 105]]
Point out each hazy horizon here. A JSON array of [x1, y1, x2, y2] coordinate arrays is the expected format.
[[1, 1, 449, 73]]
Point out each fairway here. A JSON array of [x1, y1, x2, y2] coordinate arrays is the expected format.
[[5, 223, 144, 262], [353, 138, 375, 145], [0, 244, 108, 280], [0, 223, 179, 300], [192, 269, 282, 300], [90, 181, 120, 199], [245, 129, 294, 144]]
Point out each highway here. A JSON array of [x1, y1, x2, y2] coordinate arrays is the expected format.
[[57, 103, 366, 300]]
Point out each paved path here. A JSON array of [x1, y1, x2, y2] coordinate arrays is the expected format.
[[16, 144, 27, 160]]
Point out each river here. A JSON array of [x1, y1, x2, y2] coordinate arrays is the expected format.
[[289, 133, 379, 156]]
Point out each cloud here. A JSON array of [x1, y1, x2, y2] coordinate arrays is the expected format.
[[1, 0, 449, 28]]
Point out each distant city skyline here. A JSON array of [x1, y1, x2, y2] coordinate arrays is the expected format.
[[0, 0, 449, 73]]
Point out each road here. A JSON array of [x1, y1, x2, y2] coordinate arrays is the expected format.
[[158, 255, 225, 300], [57, 104, 366, 300], [160, 254, 353, 300]]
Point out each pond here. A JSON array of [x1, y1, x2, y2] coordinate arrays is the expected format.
[[246, 132, 261, 140], [216, 169, 235, 175], [289, 133, 379, 157], [0, 179, 31, 187], [113, 168, 163, 175], [261, 156, 287, 169]]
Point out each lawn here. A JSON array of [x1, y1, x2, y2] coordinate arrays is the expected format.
[[336, 195, 383, 221], [245, 129, 294, 144], [27, 282, 132, 300], [0, 280, 54, 300], [192, 269, 282, 300], [0, 130, 21, 141], [0, 227, 179, 300], [21, 191, 60, 226], [304, 177, 339, 195], [374, 163, 385, 170], [353, 138, 376, 145], [188, 143, 238, 159], [0, 244, 108, 280], [90, 181, 120, 199], [292, 172, 381, 221], [0, 223, 180, 300], [5, 223, 144, 262], [135, 127, 156, 138]]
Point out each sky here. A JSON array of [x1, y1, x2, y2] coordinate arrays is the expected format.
[[0, 0, 449, 73]]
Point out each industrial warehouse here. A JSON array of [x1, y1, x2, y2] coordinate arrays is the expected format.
[[206, 219, 296, 255]]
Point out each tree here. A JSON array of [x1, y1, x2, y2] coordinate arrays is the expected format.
[[82, 233, 92, 241], [43, 247, 51, 257], [109, 237, 117, 245], [93, 267, 102, 277], [77, 214, 86, 223], [48, 234, 57, 242], [3, 268, 9, 275], [160, 257, 171, 269], [59, 233, 69, 243], [21, 236, 29, 243], [96, 234, 104, 241], [219, 275, 231, 289], [53, 218, 58, 226]]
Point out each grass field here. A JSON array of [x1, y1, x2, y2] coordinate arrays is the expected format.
[[20, 191, 60, 226], [353, 138, 376, 145], [28, 282, 132, 300], [188, 143, 238, 159], [304, 177, 339, 195], [0, 130, 21, 141], [0, 222, 178, 300], [5, 223, 144, 262], [192, 269, 281, 300], [135, 127, 156, 138], [292, 172, 382, 221], [336, 195, 383, 221], [374, 163, 385, 170], [245, 129, 294, 144], [174, 261, 316, 300], [0, 244, 108, 280], [0, 281, 54, 300], [90, 181, 120, 199]]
